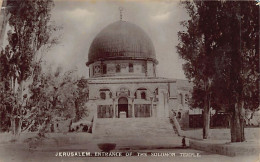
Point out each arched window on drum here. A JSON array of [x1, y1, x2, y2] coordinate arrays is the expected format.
[[129, 63, 133, 73], [102, 64, 107, 74], [116, 64, 121, 73]]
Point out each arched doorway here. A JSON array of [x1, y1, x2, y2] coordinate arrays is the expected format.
[[118, 97, 128, 118]]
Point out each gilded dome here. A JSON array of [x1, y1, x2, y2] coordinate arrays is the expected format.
[[86, 21, 157, 66]]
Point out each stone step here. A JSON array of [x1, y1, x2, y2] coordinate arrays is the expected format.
[[94, 117, 177, 139]]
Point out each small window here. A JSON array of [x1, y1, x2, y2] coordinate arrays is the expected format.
[[142, 64, 146, 73], [129, 63, 133, 72], [94, 65, 101, 74], [100, 92, 106, 100], [141, 92, 146, 99], [116, 64, 120, 73], [102, 64, 107, 74], [185, 94, 189, 104]]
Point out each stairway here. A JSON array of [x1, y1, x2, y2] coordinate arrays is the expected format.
[[93, 117, 177, 140]]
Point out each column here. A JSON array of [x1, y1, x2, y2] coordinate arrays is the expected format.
[[182, 93, 185, 106], [165, 92, 169, 117], [150, 96, 153, 117], [131, 98, 135, 118], [162, 92, 168, 117], [115, 105, 118, 118], [112, 98, 116, 118], [158, 89, 164, 118], [163, 92, 168, 117], [151, 99, 154, 117]]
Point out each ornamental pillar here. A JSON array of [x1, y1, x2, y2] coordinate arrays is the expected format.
[[131, 97, 135, 118], [112, 98, 116, 118], [150, 96, 154, 117]]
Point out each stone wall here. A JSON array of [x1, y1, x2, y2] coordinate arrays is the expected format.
[[54, 120, 71, 133]]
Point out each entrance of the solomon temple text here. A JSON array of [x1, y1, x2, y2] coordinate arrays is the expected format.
[[118, 97, 128, 118]]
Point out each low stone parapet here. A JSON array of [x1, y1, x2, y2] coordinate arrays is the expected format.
[[189, 139, 260, 156]]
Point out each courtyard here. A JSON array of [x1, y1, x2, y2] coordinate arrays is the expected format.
[[0, 128, 259, 162]]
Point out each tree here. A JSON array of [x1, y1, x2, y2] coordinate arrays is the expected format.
[[0, 81, 13, 132], [73, 77, 89, 122], [177, 1, 220, 139], [212, 1, 259, 142], [0, 0, 58, 136], [25, 66, 89, 135], [178, 1, 259, 142]]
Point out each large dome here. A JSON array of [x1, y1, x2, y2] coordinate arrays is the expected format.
[[86, 21, 157, 66]]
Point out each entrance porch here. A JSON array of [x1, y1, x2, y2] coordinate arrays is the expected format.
[[97, 97, 153, 118]]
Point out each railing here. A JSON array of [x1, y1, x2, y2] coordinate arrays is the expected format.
[[169, 112, 183, 136], [91, 115, 97, 134]]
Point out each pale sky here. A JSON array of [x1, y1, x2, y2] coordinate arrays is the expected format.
[[44, 0, 189, 79]]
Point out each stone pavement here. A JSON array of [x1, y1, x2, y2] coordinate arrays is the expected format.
[[93, 136, 184, 151], [1, 121, 259, 158], [0, 131, 184, 152], [0, 132, 259, 162], [30, 136, 184, 152]]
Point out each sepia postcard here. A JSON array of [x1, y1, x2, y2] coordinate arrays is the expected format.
[[0, 0, 259, 162]]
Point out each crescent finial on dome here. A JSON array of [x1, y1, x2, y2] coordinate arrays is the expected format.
[[119, 7, 123, 21]]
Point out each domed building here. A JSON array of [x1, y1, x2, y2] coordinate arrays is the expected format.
[[85, 20, 192, 128], [86, 21, 157, 78]]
